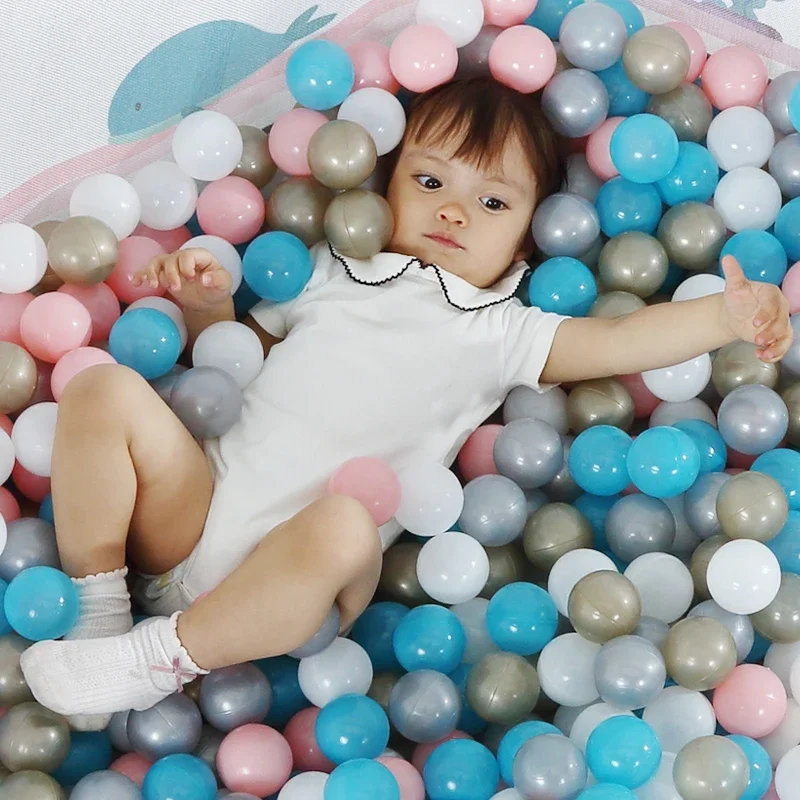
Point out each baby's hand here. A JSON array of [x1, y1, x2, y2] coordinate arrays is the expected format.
[[721, 255, 792, 363], [132, 249, 233, 311]]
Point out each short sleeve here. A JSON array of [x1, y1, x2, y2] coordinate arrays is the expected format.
[[500, 301, 568, 393], [248, 242, 332, 338]]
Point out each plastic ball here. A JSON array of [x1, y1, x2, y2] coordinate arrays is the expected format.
[[338, 88, 406, 156], [415, 0, 484, 47], [141, 753, 216, 800], [325, 758, 399, 800], [9, 402, 57, 479], [770, 134, 800, 200], [642, 686, 715, 755], [752, 449, 800, 512], [513, 734, 587, 800], [701, 45, 768, 109], [191, 320, 263, 390], [568, 570, 641, 643], [656, 142, 719, 206], [108, 308, 181, 380], [542, 69, 610, 138], [350, 602, 407, 672], [392, 604, 466, 673], [726, 735, 772, 800], [595, 178, 662, 238], [707, 106, 775, 173], [131, 162, 198, 231], [605, 494, 675, 561], [559, 3, 627, 72], [531, 192, 600, 258], [308, 120, 377, 191], [284, 39, 354, 110], [622, 25, 690, 95], [595, 60, 650, 118], [0, 701, 71, 773], [720, 230, 788, 285], [4, 566, 78, 641], [528, 256, 597, 316], [389, 24, 457, 93], [569, 425, 632, 496], [586, 716, 661, 789], [242, 231, 312, 303], [624, 552, 694, 623], [324, 189, 394, 259], [715, 471, 788, 543], [297, 638, 372, 707], [610, 113, 679, 184], [47, 216, 120, 286], [169, 366, 243, 439], [718, 385, 789, 456], [714, 166, 783, 233], [485, 582, 558, 655], [647, 82, 714, 144], [314, 694, 389, 764], [494, 418, 563, 489], [0, 223, 48, 294], [594, 635, 666, 711], [489, 25, 558, 93], [688, 600, 755, 663], [626, 426, 701, 498], [266, 176, 332, 248], [423, 739, 499, 800], [171, 110, 243, 182], [707, 539, 781, 615], [537, 632, 601, 707], [672, 736, 750, 800], [388, 670, 461, 743], [71, 770, 141, 800], [69, 173, 140, 240]]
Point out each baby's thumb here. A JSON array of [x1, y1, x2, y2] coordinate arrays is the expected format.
[[721, 255, 747, 290]]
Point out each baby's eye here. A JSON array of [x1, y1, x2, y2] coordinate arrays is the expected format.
[[481, 196, 508, 211], [414, 174, 442, 190]]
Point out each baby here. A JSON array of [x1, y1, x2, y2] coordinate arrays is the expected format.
[[20, 76, 792, 728]]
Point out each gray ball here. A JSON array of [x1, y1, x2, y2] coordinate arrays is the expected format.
[[126, 694, 203, 761], [564, 154, 604, 204], [634, 616, 670, 650], [647, 83, 714, 144], [559, 3, 628, 72], [170, 366, 243, 440], [0, 701, 70, 773], [0, 633, 34, 707], [0, 518, 60, 582], [531, 192, 601, 258], [70, 770, 141, 800], [151, 365, 188, 404], [683, 471, 732, 540], [193, 725, 225, 776], [542, 69, 610, 138], [717, 385, 789, 456], [657, 202, 727, 272], [458, 475, 528, 546], [763, 70, 800, 135], [388, 670, 461, 743], [594, 635, 666, 711], [288, 605, 340, 659], [769, 133, 800, 199], [494, 418, 563, 490], [687, 600, 755, 663], [513, 734, 587, 800], [198, 663, 272, 733], [606, 495, 676, 563], [107, 710, 132, 753], [503, 386, 569, 434], [0, 770, 66, 800]]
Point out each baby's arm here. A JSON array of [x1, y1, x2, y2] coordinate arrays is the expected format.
[[540, 256, 792, 385]]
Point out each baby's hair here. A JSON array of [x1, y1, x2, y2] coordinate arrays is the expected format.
[[396, 76, 565, 204]]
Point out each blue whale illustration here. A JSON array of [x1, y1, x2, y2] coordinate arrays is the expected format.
[[108, 5, 336, 141]]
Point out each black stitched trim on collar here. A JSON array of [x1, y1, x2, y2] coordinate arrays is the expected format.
[[328, 242, 420, 286], [419, 262, 528, 312]]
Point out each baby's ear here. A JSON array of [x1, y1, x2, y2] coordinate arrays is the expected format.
[[514, 229, 536, 264]]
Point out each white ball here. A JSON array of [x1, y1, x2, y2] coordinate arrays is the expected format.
[[547, 548, 618, 617], [492, 791, 524, 800], [707, 539, 782, 615], [765, 641, 800, 694], [0, 430, 14, 485], [649, 399, 717, 428], [759, 698, 800, 766], [132, 161, 198, 230], [126, 297, 188, 353], [706, 106, 775, 172], [537, 633, 601, 707], [635, 752, 679, 800], [395, 462, 464, 537], [192, 321, 264, 390], [338, 88, 407, 157], [417, 532, 489, 604], [11, 402, 58, 478], [642, 353, 712, 403], [0, 223, 47, 294], [554, 701, 600, 736], [570, 702, 634, 752], [714, 166, 783, 232], [789, 657, 800, 704], [278, 771, 328, 800], [69, 173, 141, 239], [297, 637, 373, 707], [450, 597, 499, 664], [624, 553, 694, 623], [642, 686, 716, 754], [172, 110, 244, 181], [180, 235, 243, 294], [671, 273, 726, 303], [0, 516, 5, 559], [415, 0, 484, 47], [776, 745, 800, 799]]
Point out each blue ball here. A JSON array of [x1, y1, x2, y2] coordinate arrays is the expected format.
[[325, 759, 400, 800], [727, 735, 772, 800], [392, 605, 466, 673], [142, 754, 216, 800], [52, 731, 113, 787], [585, 716, 662, 789], [596, 60, 650, 117], [774, 197, 800, 261], [315, 694, 390, 764], [746, 632, 772, 664], [573, 493, 619, 550], [672, 419, 727, 474], [659, 262, 685, 295], [752, 448, 800, 511], [448, 664, 488, 737], [350, 602, 409, 672], [767, 509, 800, 575], [595, 178, 663, 237], [255, 655, 310, 727], [497, 720, 561, 786], [789, 82, 800, 133], [627, 426, 701, 498], [109, 309, 181, 380], [0, 581, 10, 637], [656, 142, 720, 206], [578, 785, 638, 800], [570, 426, 633, 496], [610, 114, 680, 184], [720, 230, 788, 285], [486, 582, 558, 656], [38, 493, 54, 524], [423, 739, 500, 800], [597, 0, 644, 33], [4, 566, 79, 641], [526, 0, 585, 39], [286, 40, 355, 110], [528, 257, 598, 316], [243, 231, 313, 302]]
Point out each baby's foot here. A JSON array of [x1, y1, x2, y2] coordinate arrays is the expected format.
[[20, 613, 207, 718]]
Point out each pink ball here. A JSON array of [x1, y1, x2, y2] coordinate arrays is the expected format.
[[782, 262, 800, 314], [51, 347, 117, 401], [411, 731, 473, 773], [328, 456, 401, 526], [458, 425, 502, 482], [0, 292, 34, 347], [110, 753, 152, 787], [587, 117, 624, 181], [482, 0, 539, 27], [763, 781, 780, 800], [664, 22, 707, 83], [0, 416, 12, 436], [12, 462, 50, 502], [58, 283, 122, 344], [217, 723, 294, 796], [348, 40, 400, 93], [19, 293, 92, 363], [268, 109, 328, 176], [196, 176, 266, 245], [376, 757, 425, 800], [105, 236, 167, 304], [616, 373, 661, 419], [132, 223, 192, 252], [713, 664, 787, 738], [0, 487, 21, 523], [389, 25, 458, 93], [488, 25, 556, 93], [701, 46, 768, 109], [283, 707, 336, 774]]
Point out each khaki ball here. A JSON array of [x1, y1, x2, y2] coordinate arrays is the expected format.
[[716, 471, 788, 542], [0, 702, 70, 773], [663, 617, 737, 691], [0, 342, 37, 415], [378, 543, 430, 607], [266, 177, 333, 247], [782, 381, 800, 447], [647, 83, 714, 143], [0, 770, 66, 800], [368, 671, 403, 714], [712, 341, 779, 397], [47, 216, 119, 285], [690, 534, 729, 600], [568, 570, 642, 643], [750, 572, 800, 644], [0, 633, 34, 708], [324, 189, 394, 259], [589, 291, 646, 319], [567, 377, 634, 433], [466, 652, 539, 725], [308, 120, 378, 190], [480, 543, 530, 599], [657, 202, 727, 272], [523, 503, 592, 572], [233, 125, 277, 189], [598, 233, 669, 298], [622, 25, 691, 95], [31, 221, 65, 295]]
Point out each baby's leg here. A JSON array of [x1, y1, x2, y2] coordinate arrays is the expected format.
[[21, 495, 382, 716]]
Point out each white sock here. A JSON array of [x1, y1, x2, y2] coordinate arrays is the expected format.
[[20, 613, 208, 718], [65, 567, 133, 641]]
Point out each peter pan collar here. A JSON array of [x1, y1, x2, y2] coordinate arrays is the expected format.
[[328, 243, 528, 312]]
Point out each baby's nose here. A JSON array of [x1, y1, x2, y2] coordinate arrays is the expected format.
[[437, 203, 467, 226]]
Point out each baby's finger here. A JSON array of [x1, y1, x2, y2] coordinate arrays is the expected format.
[[755, 316, 786, 347], [134, 257, 162, 289], [177, 251, 198, 280], [721, 256, 748, 290], [162, 256, 183, 293], [760, 333, 793, 362]]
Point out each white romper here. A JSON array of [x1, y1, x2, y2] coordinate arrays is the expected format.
[[133, 242, 566, 615]]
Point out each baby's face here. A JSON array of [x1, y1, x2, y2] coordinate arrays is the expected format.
[[386, 136, 539, 288]]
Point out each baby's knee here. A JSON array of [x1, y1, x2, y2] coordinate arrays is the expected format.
[[59, 363, 147, 415], [307, 495, 381, 572]]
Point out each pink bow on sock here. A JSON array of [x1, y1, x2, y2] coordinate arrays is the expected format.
[[150, 658, 195, 693]]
